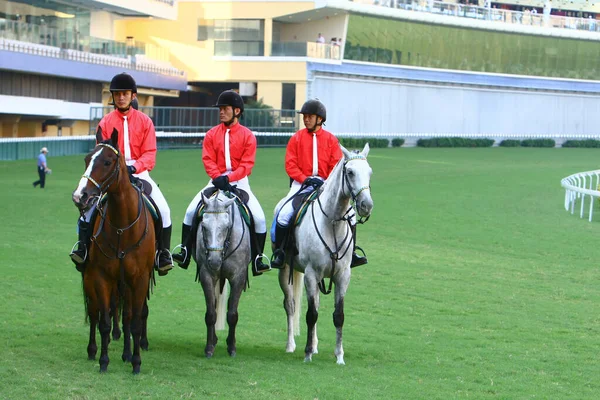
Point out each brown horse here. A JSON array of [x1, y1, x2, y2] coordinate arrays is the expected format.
[[72, 128, 155, 374]]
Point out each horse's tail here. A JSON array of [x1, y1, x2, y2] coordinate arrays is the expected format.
[[215, 278, 229, 331], [292, 270, 304, 337]]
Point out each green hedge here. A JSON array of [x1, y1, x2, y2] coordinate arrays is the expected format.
[[499, 140, 521, 147], [338, 138, 390, 148], [562, 139, 600, 148], [416, 137, 494, 148], [520, 139, 555, 148], [391, 138, 405, 147]]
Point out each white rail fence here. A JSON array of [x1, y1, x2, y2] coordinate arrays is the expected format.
[[561, 169, 600, 222]]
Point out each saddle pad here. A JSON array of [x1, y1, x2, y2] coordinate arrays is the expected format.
[[293, 190, 319, 226]]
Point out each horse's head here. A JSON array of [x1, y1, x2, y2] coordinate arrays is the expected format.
[[341, 143, 373, 220], [72, 127, 122, 211], [200, 190, 236, 270]]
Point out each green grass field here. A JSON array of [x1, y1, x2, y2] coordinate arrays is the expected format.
[[2, 147, 600, 399]]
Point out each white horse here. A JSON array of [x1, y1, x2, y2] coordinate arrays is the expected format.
[[277, 143, 374, 364], [194, 190, 251, 358]]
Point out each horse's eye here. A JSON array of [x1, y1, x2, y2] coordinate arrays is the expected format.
[[104, 160, 111, 167], [347, 169, 354, 177]]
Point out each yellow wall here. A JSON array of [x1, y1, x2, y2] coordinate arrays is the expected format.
[[115, 2, 314, 106]]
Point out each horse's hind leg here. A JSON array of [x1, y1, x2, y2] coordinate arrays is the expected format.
[[130, 277, 150, 374], [140, 300, 149, 351], [110, 287, 121, 341], [121, 289, 133, 363], [333, 270, 350, 365], [278, 266, 296, 353], [303, 271, 320, 362]]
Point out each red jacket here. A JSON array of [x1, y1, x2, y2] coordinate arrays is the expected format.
[[98, 108, 156, 173], [202, 122, 256, 182], [285, 128, 342, 183]]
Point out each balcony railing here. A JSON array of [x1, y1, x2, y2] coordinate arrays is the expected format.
[[356, 0, 600, 33], [89, 107, 301, 135], [214, 40, 264, 56], [271, 42, 341, 60]]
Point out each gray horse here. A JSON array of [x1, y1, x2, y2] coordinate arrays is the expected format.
[[277, 143, 374, 364], [194, 190, 251, 358]]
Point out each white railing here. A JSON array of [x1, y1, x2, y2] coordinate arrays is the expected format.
[[561, 169, 600, 221]]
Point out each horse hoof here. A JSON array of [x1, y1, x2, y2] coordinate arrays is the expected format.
[[122, 354, 132, 363], [87, 356, 96, 361], [132, 367, 140, 375], [285, 345, 296, 353], [99, 366, 108, 373], [112, 332, 121, 341], [228, 349, 236, 357], [304, 354, 313, 363], [205, 352, 214, 359], [141, 343, 149, 351], [336, 359, 346, 365]]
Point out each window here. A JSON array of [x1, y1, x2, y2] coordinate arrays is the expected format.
[[281, 83, 296, 110], [198, 19, 264, 42]]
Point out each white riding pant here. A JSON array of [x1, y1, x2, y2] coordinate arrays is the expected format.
[[274, 180, 357, 227], [82, 170, 171, 228], [183, 176, 266, 234]]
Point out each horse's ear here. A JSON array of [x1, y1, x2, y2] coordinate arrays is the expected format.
[[221, 196, 236, 208], [95, 127, 103, 144], [340, 144, 352, 160], [201, 191, 208, 205], [361, 142, 370, 158], [110, 128, 119, 147]]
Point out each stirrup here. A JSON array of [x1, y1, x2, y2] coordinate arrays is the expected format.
[[171, 244, 187, 262], [69, 241, 87, 264], [254, 254, 271, 272], [156, 250, 174, 273]]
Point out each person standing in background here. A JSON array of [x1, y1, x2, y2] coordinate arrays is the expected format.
[[33, 147, 50, 188]]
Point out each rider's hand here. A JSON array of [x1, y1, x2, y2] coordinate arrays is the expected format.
[[127, 165, 137, 175], [303, 176, 323, 188], [212, 175, 229, 190]]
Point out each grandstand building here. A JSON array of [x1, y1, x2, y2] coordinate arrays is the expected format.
[[3, 0, 600, 138], [0, 0, 186, 137]]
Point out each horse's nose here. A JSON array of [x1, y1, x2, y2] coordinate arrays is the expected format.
[[358, 198, 373, 217], [73, 190, 88, 205]]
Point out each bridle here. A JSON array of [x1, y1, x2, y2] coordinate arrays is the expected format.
[[201, 198, 246, 265], [341, 155, 371, 224], [81, 143, 121, 194], [82, 143, 149, 260]]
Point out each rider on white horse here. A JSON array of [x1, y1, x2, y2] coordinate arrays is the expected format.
[[172, 90, 271, 276], [271, 99, 368, 269], [70, 73, 174, 275]]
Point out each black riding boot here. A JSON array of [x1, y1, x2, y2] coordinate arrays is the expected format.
[[172, 223, 193, 269], [250, 232, 271, 276], [270, 223, 290, 269], [350, 224, 368, 268], [157, 225, 174, 275], [70, 220, 91, 272]]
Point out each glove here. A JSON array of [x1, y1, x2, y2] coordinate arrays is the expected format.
[[212, 175, 229, 190], [127, 165, 137, 175], [303, 177, 324, 188]]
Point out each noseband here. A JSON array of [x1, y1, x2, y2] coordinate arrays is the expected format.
[[82, 143, 121, 193]]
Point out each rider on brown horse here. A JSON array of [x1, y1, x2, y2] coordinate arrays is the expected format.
[[70, 72, 174, 275]]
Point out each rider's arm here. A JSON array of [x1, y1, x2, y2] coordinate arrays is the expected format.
[[202, 128, 222, 179], [133, 117, 157, 173], [285, 134, 307, 183], [228, 129, 256, 182]]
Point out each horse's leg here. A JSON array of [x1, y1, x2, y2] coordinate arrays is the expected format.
[[199, 272, 218, 358], [97, 282, 113, 373], [140, 299, 149, 351], [333, 268, 350, 365], [84, 283, 99, 360], [130, 276, 150, 374], [121, 288, 133, 363], [278, 266, 296, 353], [226, 278, 244, 357], [111, 287, 121, 341], [303, 270, 320, 362]]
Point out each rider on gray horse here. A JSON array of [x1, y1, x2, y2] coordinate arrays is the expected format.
[[70, 72, 175, 275], [271, 99, 368, 269], [172, 90, 271, 276]]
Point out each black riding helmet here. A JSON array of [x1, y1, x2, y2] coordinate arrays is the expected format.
[[110, 73, 137, 94], [214, 90, 244, 114], [299, 99, 326, 123]]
